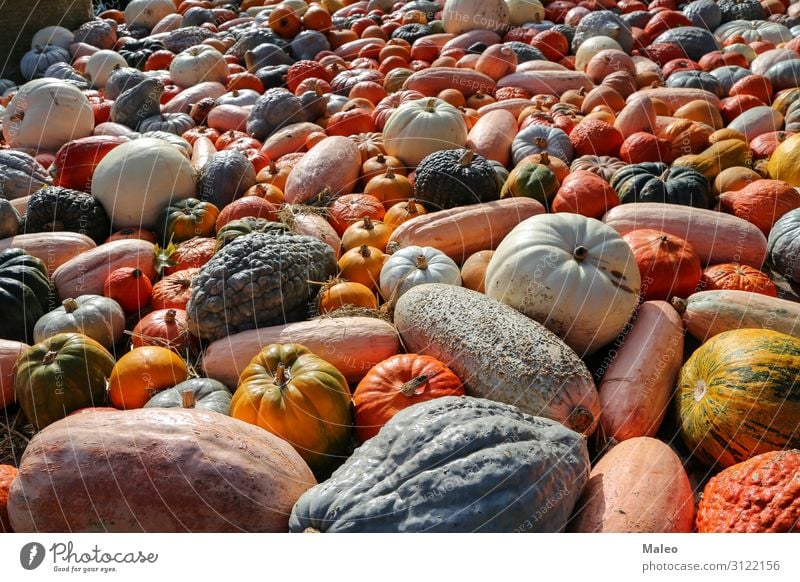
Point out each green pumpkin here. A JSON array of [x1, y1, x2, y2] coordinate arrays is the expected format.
[[214, 218, 292, 251], [0, 248, 51, 343], [156, 197, 220, 246], [15, 332, 116, 429], [145, 378, 232, 415], [500, 162, 559, 208], [413, 148, 502, 210], [610, 162, 710, 208]]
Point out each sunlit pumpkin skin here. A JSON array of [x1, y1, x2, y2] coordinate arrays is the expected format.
[[700, 263, 777, 297], [551, 170, 619, 219], [623, 229, 703, 301], [108, 346, 189, 410], [364, 168, 414, 207], [337, 245, 386, 291], [156, 198, 220, 245], [340, 217, 393, 253], [131, 308, 193, 353], [676, 329, 800, 468], [327, 194, 386, 237], [318, 280, 378, 313], [144, 378, 232, 416], [500, 162, 559, 208], [0, 464, 17, 532], [460, 250, 493, 293], [231, 343, 353, 479], [718, 179, 800, 236], [15, 333, 115, 430], [103, 267, 153, 313], [151, 268, 198, 310], [610, 162, 710, 208], [353, 353, 465, 442], [696, 450, 800, 533], [162, 237, 216, 276]]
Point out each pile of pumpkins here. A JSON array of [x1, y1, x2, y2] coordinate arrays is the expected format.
[[1, 0, 799, 533]]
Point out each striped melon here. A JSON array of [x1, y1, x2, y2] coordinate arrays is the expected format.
[[675, 329, 800, 468]]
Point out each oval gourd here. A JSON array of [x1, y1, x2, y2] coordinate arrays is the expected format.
[[394, 284, 600, 434], [626, 88, 722, 114], [598, 301, 684, 444], [673, 289, 800, 342], [284, 136, 360, 204], [569, 437, 695, 533], [465, 109, 517, 167], [0, 232, 95, 275], [496, 71, 593, 96], [676, 328, 800, 468], [203, 316, 401, 388], [7, 408, 315, 532], [602, 203, 767, 268], [402, 67, 497, 97], [33, 295, 125, 350], [289, 396, 589, 532]]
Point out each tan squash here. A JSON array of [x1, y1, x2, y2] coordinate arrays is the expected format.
[[284, 136, 361, 204], [672, 139, 751, 179], [387, 197, 546, 264], [402, 67, 496, 97], [465, 109, 517, 167], [496, 71, 593, 96], [627, 88, 722, 114], [203, 316, 401, 388], [261, 122, 323, 161], [614, 96, 657, 138], [0, 232, 95, 275], [713, 166, 761, 195], [52, 239, 157, 299], [460, 250, 494, 293], [674, 99, 724, 130]]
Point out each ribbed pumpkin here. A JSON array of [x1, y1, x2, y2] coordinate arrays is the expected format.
[[676, 329, 800, 468], [700, 263, 777, 297], [337, 245, 386, 291], [230, 343, 352, 479], [131, 308, 193, 353], [14, 333, 115, 429], [551, 170, 619, 219], [150, 268, 198, 310], [610, 162, 710, 208], [353, 353, 465, 442], [0, 249, 51, 343], [622, 229, 703, 301], [108, 346, 189, 410], [156, 198, 220, 245], [695, 449, 800, 533], [500, 162, 559, 208]]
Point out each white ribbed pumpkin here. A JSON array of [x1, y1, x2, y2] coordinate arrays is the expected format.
[[169, 46, 229, 87], [125, 0, 177, 30], [485, 213, 641, 355], [91, 138, 197, 229], [380, 246, 461, 301], [85, 50, 128, 88]]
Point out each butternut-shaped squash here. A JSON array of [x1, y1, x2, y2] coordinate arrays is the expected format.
[[402, 67, 496, 97], [627, 88, 722, 114], [284, 136, 361, 204], [465, 109, 517, 167], [0, 232, 95, 275], [496, 71, 593, 96], [671, 139, 751, 179]]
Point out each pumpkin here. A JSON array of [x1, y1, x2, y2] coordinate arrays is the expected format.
[[15, 333, 115, 429], [284, 136, 361, 204], [719, 179, 800, 236], [383, 198, 427, 229], [551, 170, 619, 219], [768, 208, 800, 283], [20, 45, 72, 81], [289, 396, 589, 532], [7, 408, 315, 532], [187, 233, 336, 342], [413, 148, 501, 210], [318, 280, 378, 313], [131, 308, 193, 353], [33, 295, 125, 351], [382, 97, 468, 167], [23, 186, 111, 245], [0, 150, 52, 201], [712, 166, 762, 195], [701, 263, 777, 297], [50, 135, 128, 193], [103, 267, 153, 314], [672, 138, 751, 179], [622, 229, 703, 302], [197, 149, 257, 209], [338, 244, 385, 291], [511, 123, 574, 166], [0, 339, 28, 410], [569, 437, 695, 533], [144, 378, 231, 415], [570, 155, 626, 182], [619, 132, 673, 165], [394, 284, 600, 434], [340, 217, 393, 253], [150, 269, 198, 311], [156, 198, 219, 245], [695, 450, 800, 533], [610, 162, 710, 208], [0, 464, 16, 532], [465, 109, 517, 167], [353, 353, 464, 442], [501, 162, 559, 208], [676, 328, 800, 468], [364, 169, 414, 208], [108, 346, 189, 410], [485, 213, 641, 356], [125, 0, 177, 29], [327, 194, 386, 237], [1, 79, 94, 151], [0, 249, 51, 343], [92, 139, 197, 230], [110, 78, 163, 129], [159, 237, 215, 276], [442, 0, 509, 34], [231, 343, 352, 479], [460, 250, 493, 293], [169, 46, 228, 87], [138, 113, 196, 136], [85, 50, 128, 88], [214, 219, 292, 251], [379, 245, 461, 302]]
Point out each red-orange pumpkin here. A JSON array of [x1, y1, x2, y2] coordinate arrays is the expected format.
[[719, 179, 800, 236], [215, 197, 281, 229], [353, 354, 464, 442], [327, 194, 386, 236], [622, 229, 703, 301], [569, 119, 624, 157], [551, 170, 619, 219], [103, 268, 153, 313], [700, 263, 778, 297], [619, 132, 673, 164], [131, 308, 193, 353], [0, 464, 17, 532], [151, 268, 199, 310], [162, 237, 216, 276]]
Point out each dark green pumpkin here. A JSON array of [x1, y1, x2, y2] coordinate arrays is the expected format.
[[110, 77, 164, 129], [500, 162, 559, 208], [413, 149, 502, 211], [156, 198, 220, 246], [214, 217, 293, 251], [610, 162, 710, 208], [0, 248, 51, 343], [144, 378, 232, 415], [23, 186, 111, 244], [15, 332, 115, 429], [289, 396, 590, 532]]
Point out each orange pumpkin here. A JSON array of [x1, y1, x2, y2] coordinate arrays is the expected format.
[[216, 197, 281, 229], [105, 227, 158, 244], [570, 119, 624, 157], [383, 198, 427, 229], [131, 308, 193, 353], [0, 464, 17, 532], [151, 268, 198, 310], [340, 217, 393, 252], [160, 237, 215, 276], [362, 153, 407, 184], [326, 108, 376, 137], [517, 151, 570, 183], [719, 179, 800, 236], [103, 268, 152, 313], [623, 229, 703, 301], [242, 183, 285, 205], [256, 161, 291, 191], [318, 280, 378, 314], [712, 166, 761, 196], [327, 194, 386, 236], [364, 168, 414, 207], [353, 354, 464, 442], [551, 170, 620, 219], [268, 4, 302, 39], [701, 263, 778, 297], [108, 347, 189, 409], [619, 132, 673, 164], [437, 88, 466, 107], [460, 250, 493, 293], [338, 244, 386, 290]]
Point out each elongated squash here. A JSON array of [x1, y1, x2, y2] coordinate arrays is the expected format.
[[387, 197, 545, 264], [402, 67, 496, 97], [203, 316, 401, 388], [284, 136, 361, 204], [676, 328, 800, 468], [598, 301, 684, 443], [672, 289, 800, 341], [602, 203, 767, 267], [0, 339, 27, 409], [0, 232, 95, 275], [496, 71, 593, 96], [627, 88, 722, 114], [465, 109, 517, 167], [672, 139, 751, 180], [261, 122, 322, 161], [569, 437, 695, 533], [394, 284, 600, 434]]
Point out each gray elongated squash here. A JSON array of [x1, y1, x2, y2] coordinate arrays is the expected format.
[[393, 283, 600, 434], [289, 396, 590, 533]]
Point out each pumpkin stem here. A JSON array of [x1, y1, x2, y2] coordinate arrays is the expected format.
[[384, 167, 395, 180], [358, 244, 371, 258], [399, 374, 428, 397], [42, 350, 58, 366], [182, 389, 196, 409], [578, 87, 586, 97], [671, 296, 687, 313], [459, 149, 475, 167], [573, 246, 590, 261], [406, 198, 420, 215], [567, 406, 595, 434], [375, 153, 386, 164], [425, 97, 438, 112], [165, 309, 177, 323], [361, 216, 375, 230], [539, 151, 550, 165], [274, 362, 289, 388], [415, 254, 429, 270], [62, 298, 79, 313], [304, 527, 321, 533], [534, 137, 548, 149]]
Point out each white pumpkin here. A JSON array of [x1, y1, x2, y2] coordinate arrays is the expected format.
[[33, 295, 126, 350], [31, 26, 74, 50], [383, 97, 468, 167], [91, 138, 197, 230], [575, 36, 624, 71], [85, 50, 128, 88], [506, 0, 544, 26], [125, 0, 177, 30], [442, 0, 510, 34], [1, 79, 94, 151], [380, 246, 462, 301], [485, 213, 641, 356], [169, 46, 229, 88]]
